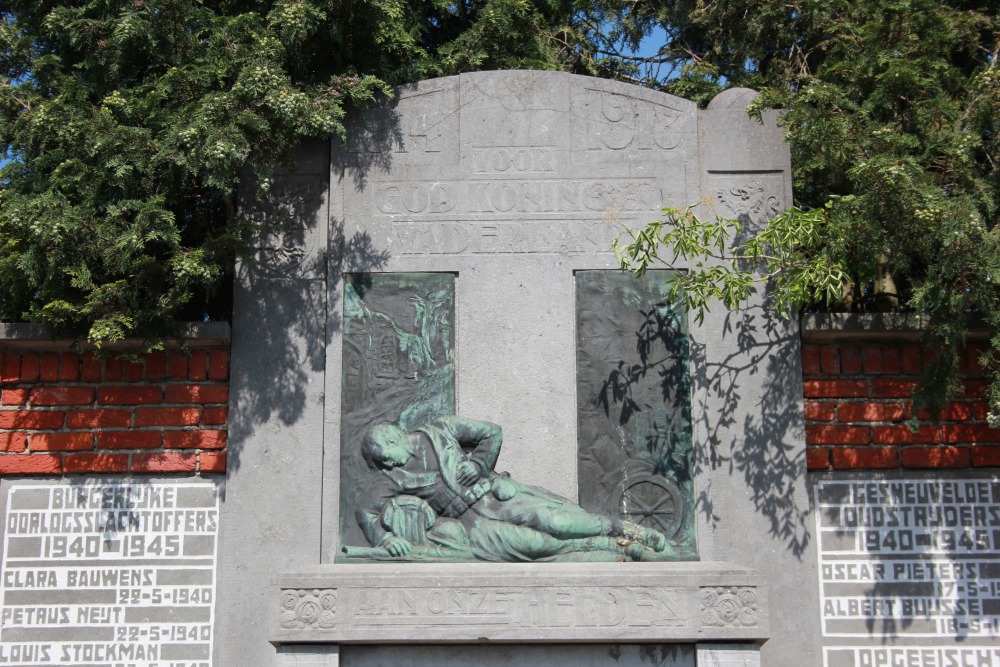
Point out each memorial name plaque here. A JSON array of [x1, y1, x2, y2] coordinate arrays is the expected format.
[[0, 481, 219, 666], [816, 477, 1000, 667], [824, 647, 1000, 667]]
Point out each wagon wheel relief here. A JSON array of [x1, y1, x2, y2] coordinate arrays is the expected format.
[[611, 473, 685, 539]]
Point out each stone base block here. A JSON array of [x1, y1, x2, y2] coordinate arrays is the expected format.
[[339, 644, 696, 666], [277, 645, 341, 666], [697, 643, 761, 666], [270, 562, 767, 645]]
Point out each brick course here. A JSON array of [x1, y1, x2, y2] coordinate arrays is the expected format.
[[804, 340, 1000, 472], [0, 348, 229, 475]]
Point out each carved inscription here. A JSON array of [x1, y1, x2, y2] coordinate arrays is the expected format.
[[824, 647, 1000, 667], [373, 179, 662, 217], [390, 221, 614, 256], [573, 89, 683, 153], [818, 479, 1000, 638], [469, 147, 556, 174], [348, 89, 458, 156], [272, 564, 769, 643], [313, 586, 684, 630], [404, 108, 451, 154]]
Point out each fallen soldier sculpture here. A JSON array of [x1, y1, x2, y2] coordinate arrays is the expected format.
[[347, 416, 668, 562]]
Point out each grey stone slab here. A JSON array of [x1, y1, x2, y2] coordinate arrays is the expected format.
[[801, 312, 931, 342], [324, 72, 702, 551], [686, 302, 817, 666], [689, 87, 814, 667], [801, 312, 992, 343], [183, 534, 216, 556], [162, 641, 212, 660], [2, 589, 114, 605], [236, 70, 811, 665], [695, 643, 760, 667], [218, 139, 331, 665], [698, 88, 791, 247], [156, 568, 215, 585], [1, 626, 114, 642], [278, 645, 341, 666], [701, 88, 789, 174], [124, 605, 211, 623], [341, 644, 695, 667], [270, 562, 767, 644], [240, 140, 330, 281]]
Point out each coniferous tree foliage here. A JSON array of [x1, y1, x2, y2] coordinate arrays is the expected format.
[[0, 0, 574, 343], [584, 0, 1000, 418], [3, 0, 999, 418]]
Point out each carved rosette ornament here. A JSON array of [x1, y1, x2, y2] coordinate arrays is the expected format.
[[699, 587, 759, 628], [280, 589, 338, 630]]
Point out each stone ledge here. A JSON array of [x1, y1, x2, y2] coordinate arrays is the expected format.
[[0, 322, 231, 350], [801, 313, 990, 342], [270, 562, 768, 645]]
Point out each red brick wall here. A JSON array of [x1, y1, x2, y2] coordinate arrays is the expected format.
[[803, 340, 1000, 471], [0, 347, 229, 475]]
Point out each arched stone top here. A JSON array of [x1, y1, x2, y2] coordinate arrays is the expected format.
[[395, 70, 698, 114], [707, 87, 760, 111], [338, 70, 699, 183]]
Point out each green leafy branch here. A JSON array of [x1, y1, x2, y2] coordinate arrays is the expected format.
[[612, 202, 852, 323]]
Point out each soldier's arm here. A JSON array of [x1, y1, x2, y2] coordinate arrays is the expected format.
[[355, 477, 396, 547], [356, 503, 390, 547], [440, 416, 503, 477]]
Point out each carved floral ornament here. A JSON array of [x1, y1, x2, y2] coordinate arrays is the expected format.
[[254, 224, 306, 272], [280, 589, 338, 630], [715, 184, 781, 224], [247, 179, 322, 276], [699, 586, 759, 628]]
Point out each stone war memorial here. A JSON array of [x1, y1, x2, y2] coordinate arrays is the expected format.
[[1, 70, 998, 667]]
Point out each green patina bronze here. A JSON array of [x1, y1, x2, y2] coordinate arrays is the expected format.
[[337, 270, 692, 563], [339, 273, 455, 553], [576, 271, 697, 561], [345, 416, 668, 562]]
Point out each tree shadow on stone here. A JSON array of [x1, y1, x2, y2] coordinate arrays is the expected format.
[[332, 94, 406, 191], [227, 138, 391, 474], [690, 294, 811, 560], [577, 271, 696, 558]]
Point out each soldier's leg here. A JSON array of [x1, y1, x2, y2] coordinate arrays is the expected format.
[[469, 520, 644, 561], [506, 502, 666, 552], [484, 484, 667, 551]]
